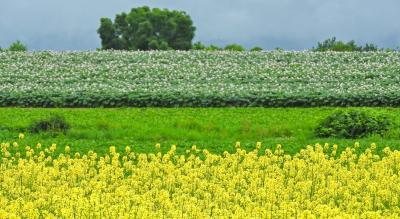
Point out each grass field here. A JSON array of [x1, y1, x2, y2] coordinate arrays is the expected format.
[[2, 107, 399, 155]]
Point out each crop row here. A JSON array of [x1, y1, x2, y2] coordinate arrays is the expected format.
[[1, 51, 400, 107]]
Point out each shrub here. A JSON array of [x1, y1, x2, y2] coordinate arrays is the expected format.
[[315, 110, 392, 139], [29, 114, 70, 135], [192, 42, 206, 50], [250, 47, 263, 52], [224, 44, 245, 51], [205, 45, 221, 51], [9, 41, 27, 52]]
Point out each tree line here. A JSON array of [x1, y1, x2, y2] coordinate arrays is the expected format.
[[1, 6, 399, 52], [96, 6, 398, 52]]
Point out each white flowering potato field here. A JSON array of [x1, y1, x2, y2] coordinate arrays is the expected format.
[[1, 51, 400, 107]]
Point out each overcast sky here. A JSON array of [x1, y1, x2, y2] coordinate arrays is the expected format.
[[0, 0, 399, 51]]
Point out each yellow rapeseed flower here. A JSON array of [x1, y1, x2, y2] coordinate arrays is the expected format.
[[235, 141, 241, 148], [109, 146, 116, 154], [0, 141, 397, 218], [256, 142, 262, 150], [371, 143, 377, 150]]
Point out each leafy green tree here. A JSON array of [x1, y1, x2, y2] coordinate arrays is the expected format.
[[250, 46, 263, 52], [98, 6, 196, 50], [224, 44, 245, 51], [98, 18, 120, 50], [9, 40, 27, 52]]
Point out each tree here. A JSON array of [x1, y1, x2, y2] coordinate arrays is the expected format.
[[314, 37, 358, 51], [97, 6, 196, 50], [362, 43, 378, 52], [9, 40, 27, 51], [313, 37, 381, 52], [98, 18, 119, 50]]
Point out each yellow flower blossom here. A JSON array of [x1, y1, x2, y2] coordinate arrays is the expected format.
[[109, 146, 116, 154], [235, 141, 240, 148], [256, 142, 262, 150], [65, 145, 71, 153], [371, 143, 377, 150]]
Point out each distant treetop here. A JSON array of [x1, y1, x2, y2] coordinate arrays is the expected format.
[[314, 37, 379, 52], [8, 41, 28, 52]]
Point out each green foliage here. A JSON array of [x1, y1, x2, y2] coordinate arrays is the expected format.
[[315, 110, 392, 139], [224, 44, 245, 51], [250, 47, 263, 52], [193, 42, 252, 52], [97, 6, 196, 51], [9, 41, 27, 52], [192, 42, 222, 51], [314, 37, 379, 52], [29, 114, 70, 135], [314, 37, 360, 52], [97, 18, 120, 50], [192, 42, 206, 50], [362, 43, 379, 52], [205, 45, 221, 51]]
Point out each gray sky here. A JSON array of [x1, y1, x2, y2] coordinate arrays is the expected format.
[[0, 0, 399, 50]]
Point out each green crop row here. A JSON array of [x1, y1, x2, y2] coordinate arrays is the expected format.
[[1, 51, 399, 107]]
